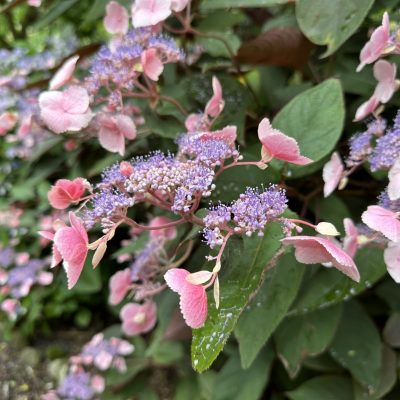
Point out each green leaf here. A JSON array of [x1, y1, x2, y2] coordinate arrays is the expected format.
[[235, 251, 305, 369], [289, 247, 387, 316], [200, 0, 290, 9], [287, 375, 353, 400], [72, 258, 102, 294], [191, 222, 283, 372], [313, 196, 350, 235], [213, 345, 275, 400], [34, 0, 80, 29], [274, 304, 342, 377], [354, 345, 397, 400], [383, 313, 400, 348], [196, 31, 241, 58], [272, 79, 344, 178], [329, 301, 382, 391], [295, 0, 374, 57]]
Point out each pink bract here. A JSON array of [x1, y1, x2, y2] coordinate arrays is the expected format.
[[120, 301, 157, 336], [109, 268, 131, 305], [322, 152, 344, 198], [361, 205, 400, 243], [104, 1, 129, 35], [131, 0, 172, 28], [388, 157, 400, 201], [141, 48, 164, 81], [47, 178, 86, 209], [205, 76, 225, 118], [0, 112, 17, 135], [98, 114, 137, 156], [53, 212, 89, 289], [39, 86, 94, 134], [258, 118, 312, 165], [49, 55, 79, 90], [384, 242, 400, 283], [281, 236, 360, 282], [164, 268, 208, 329], [357, 12, 390, 72], [149, 216, 177, 240], [343, 218, 359, 258]]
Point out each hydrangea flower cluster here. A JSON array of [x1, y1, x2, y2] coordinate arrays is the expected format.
[[43, 333, 133, 400], [0, 247, 52, 320]]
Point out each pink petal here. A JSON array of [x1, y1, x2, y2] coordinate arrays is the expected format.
[[388, 157, 400, 201], [258, 118, 312, 165], [53, 213, 88, 289], [38, 271, 54, 285], [197, 126, 237, 146], [362, 205, 400, 243], [373, 60, 397, 103], [354, 96, 380, 122], [115, 114, 137, 140], [141, 48, 164, 81], [343, 218, 358, 258], [0, 112, 17, 135], [281, 236, 360, 282], [27, 0, 41, 6], [104, 1, 129, 35], [179, 285, 208, 329], [132, 0, 172, 28], [49, 55, 79, 90], [47, 178, 86, 209], [17, 114, 32, 138], [98, 125, 125, 155], [357, 12, 390, 72], [164, 268, 190, 294], [94, 351, 113, 370], [91, 375, 105, 393], [185, 113, 203, 132], [62, 86, 90, 114], [205, 76, 224, 118], [171, 0, 189, 12], [384, 242, 400, 283], [322, 152, 344, 198], [120, 301, 157, 335], [109, 268, 131, 305]]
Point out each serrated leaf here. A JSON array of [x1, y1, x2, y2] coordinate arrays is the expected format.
[[272, 79, 344, 178], [287, 375, 353, 400], [296, 0, 374, 57], [329, 301, 382, 391], [289, 247, 386, 316], [235, 251, 305, 368], [274, 304, 342, 377], [191, 222, 283, 372]]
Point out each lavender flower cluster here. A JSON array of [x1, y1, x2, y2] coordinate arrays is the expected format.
[[85, 27, 183, 95], [203, 185, 288, 247], [45, 333, 134, 400], [346, 113, 400, 171]]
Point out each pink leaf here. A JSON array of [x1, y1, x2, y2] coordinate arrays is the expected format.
[[322, 152, 344, 198], [104, 1, 129, 35], [49, 55, 79, 90], [361, 205, 400, 243], [281, 236, 360, 282], [258, 117, 312, 165]]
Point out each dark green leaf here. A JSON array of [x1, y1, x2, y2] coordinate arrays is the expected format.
[[235, 251, 305, 368], [296, 0, 374, 57], [329, 301, 382, 391], [191, 222, 283, 372], [274, 304, 342, 377], [200, 0, 290, 9], [34, 0, 80, 29], [272, 79, 344, 178]]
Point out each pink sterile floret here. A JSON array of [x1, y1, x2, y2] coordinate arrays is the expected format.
[[39, 86, 94, 134], [149, 216, 177, 241], [357, 12, 391, 72], [141, 48, 164, 81], [53, 212, 89, 289], [362, 205, 400, 243], [120, 301, 157, 336], [205, 76, 225, 118], [164, 268, 208, 329], [322, 152, 344, 198], [47, 178, 86, 209], [281, 236, 360, 282], [343, 218, 359, 258], [49, 55, 79, 90], [104, 1, 129, 35], [131, 0, 171, 28], [109, 268, 131, 305], [258, 118, 312, 165], [98, 114, 137, 156], [384, 242, 400, 282]]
